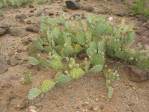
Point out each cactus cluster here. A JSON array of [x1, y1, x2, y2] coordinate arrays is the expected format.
[[28, 15, 149, 100]]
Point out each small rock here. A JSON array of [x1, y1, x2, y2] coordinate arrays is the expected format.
[[8, 55, 19, 66], [35, 10, 43, 17], [15, 14, 27, 20], [37, 8, 54, 16], [93, 107, 98, 111], [127, 65, 149, 82], [15, 99, 29, 110], [100, 104, 104, 110], [65, 0, 80, 10], [17, 48, 23, 53], [36, 8, 54, 16], [0, 63, 8, 74], [26, 64, 33, 69], [8, 53, 14, 58], [26, 24, 40, 33], [136, 15, 147, 22], [76, 106, 80, 109], [30, 8, 36, 13], [0, 23, 10, 28], [68, 85, 72, 89], [88, 106, 98, 111], [143, 22, 149, 29], [49, 12, 54, 16], [17, 46, 27, 53], [82, 109, 88, 112], [15, 14, 27, 22], [0, 28, 7, 36], [82, 5, 94, 12], [9, 27, 27, 37], [95, 98, 99, 102], [115, 12, 127, 17], [0, 23, 9, 36], [22, 37, 32, 45], [26, 20, 32, 24], [28, 106, 37, 112], [0, 16, 4, 21], [82, 101, 89, 107], [28, 13, 34, 17], [128, 102, 135, 107], [15, 53, 25, 60], [29, 4, 34, 8], [0, 56, 8, 74]]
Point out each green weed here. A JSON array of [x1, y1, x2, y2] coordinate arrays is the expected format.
[[22, 71, 32, 84], [0, 0, 51, 8], [0, 10, 3, 16], [132, 0, 149, 17]]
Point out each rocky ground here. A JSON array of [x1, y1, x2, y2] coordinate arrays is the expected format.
[[0, 0, 149, 112]]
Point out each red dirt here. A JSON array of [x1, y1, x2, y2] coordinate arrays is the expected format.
[[0, 0, 149, 112]]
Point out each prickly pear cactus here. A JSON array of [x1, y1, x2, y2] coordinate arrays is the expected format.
[[28, 15, 149, 100]]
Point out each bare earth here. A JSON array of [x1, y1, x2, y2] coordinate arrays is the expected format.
[[0, 0, 149, 112]]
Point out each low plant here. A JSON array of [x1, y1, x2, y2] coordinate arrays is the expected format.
[[103, 68, 119, 98], [0, 0, 51, 8], [22, 71, 32, 84], [132, 0, 149, 17], [27, 15, 149, 100], [0, 10, 3, 16]]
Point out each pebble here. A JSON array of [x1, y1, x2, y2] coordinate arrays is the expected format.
[[0, 56, 8, 74], [89, 106, 93, 110], [82, 109, 88, 112], [143, 22, 149, 29], [9, 27, 27, 37], [15, 99, 29, 110], [82, 101, 89, 106], [0, 23, 9, 36], [22, 37, 32, 45], [100, 104, 104, 110], [127, 65, 149, 82], [26, 20, 32, 24], [8, 55, 19, 66], [28, 106, 37, 112], [15, 14, 27, 22], [0, 28, 7, 36], [65, 0, 80, 10], [95, 98, 99, 102], [82, 5, 94, 12], [0, 63, 8, 74], [26, 24, 40, 33]]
